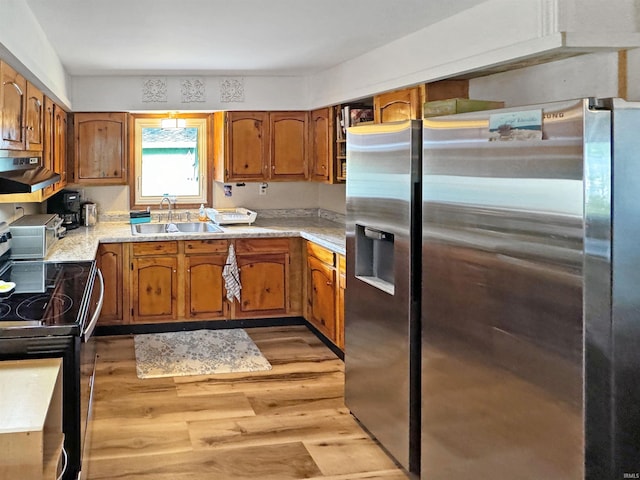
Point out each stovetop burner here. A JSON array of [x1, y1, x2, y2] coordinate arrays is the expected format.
[[0, 260, 94, 329]]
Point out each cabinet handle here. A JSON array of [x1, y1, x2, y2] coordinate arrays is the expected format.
[[326, 281, 333, 286], [3, 81, 23, 96], [30, 96, 42, 108]]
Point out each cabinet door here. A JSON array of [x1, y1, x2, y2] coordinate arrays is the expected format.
[[269, 111, 308, 180], [42, 97, 56, 198], [235, 253, 288, 317], [336, 254, 346, 350], [226, 111, 269, 181], [0, 62, 26, 150], [185, 254, 227, 320], [52, 105, 68, 191], [74, 112, 127, 184], [374, 87, 421, 123], [25, 82, 44, 151], [309, 108, 333, 183], [97, 243, 128, 325], [307, 255, 337, 342], [132, 256, 178, 323]]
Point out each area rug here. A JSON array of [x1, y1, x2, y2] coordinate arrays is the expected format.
[[133, 329, 272, 379]]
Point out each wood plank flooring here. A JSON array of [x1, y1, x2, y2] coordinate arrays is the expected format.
[[86, 326, 409, 480]]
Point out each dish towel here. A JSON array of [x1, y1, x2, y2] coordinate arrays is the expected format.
[[223, 244, 242, 303]]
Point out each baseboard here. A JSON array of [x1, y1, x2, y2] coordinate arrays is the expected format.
[[95, 317, 345, 361]]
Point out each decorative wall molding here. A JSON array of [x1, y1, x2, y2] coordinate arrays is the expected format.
[[220, 78, 245, 102], [142, 77, 167, 102], [181, 78, 206, 103]]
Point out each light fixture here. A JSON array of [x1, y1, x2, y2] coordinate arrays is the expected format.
[[161, 116, 186, 129]]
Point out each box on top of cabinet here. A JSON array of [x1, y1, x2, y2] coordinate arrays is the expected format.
[[423, 98, 504, 118]]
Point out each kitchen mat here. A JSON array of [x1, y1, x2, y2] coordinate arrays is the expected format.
[[133, 328, 272, 379]]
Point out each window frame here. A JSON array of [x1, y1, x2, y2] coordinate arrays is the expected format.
[[129, 113, 213, 210]]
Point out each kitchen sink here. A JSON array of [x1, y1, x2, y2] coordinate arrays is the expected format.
[[131, 222, 224, 235]]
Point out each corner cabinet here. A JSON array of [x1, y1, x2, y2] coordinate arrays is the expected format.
[[97, 243, 130, 326], [305, 241, 344, 349], [309, 107, 336, 183], [73, 112, 128, 185], [213, 111, 308, 182]]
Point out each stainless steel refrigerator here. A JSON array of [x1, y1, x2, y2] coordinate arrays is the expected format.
[[421, 98, 640, 479], [346, 98, 640, 480], [345, 120, 422, 474]]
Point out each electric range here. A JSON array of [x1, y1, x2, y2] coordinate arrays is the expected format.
[[0, 221, 104, 480], [0, 259, 95, 337]]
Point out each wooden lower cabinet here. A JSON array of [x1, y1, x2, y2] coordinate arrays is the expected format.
[[305, 241, 344, 349], [130, 242, 179, 324], [233, 238, 302, 318], [96, 237, 302, 326], [336, 254, 346, 350], [185, 242, 229, 320], [96, 243, 129, 325]]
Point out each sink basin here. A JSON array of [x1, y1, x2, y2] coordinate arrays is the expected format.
[[131, 222, 224, 235]]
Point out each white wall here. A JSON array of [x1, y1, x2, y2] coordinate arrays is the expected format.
[[0, 0, 71, 107], [71, 75, 308, 112], [79, 181, 324, 216], [469, 51, 620, 106], [307, 0, 639, 108]]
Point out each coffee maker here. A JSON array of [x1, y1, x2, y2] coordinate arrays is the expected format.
[[47, 189, 81, 230]]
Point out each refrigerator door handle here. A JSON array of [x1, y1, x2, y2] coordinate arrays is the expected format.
[[364, 226, 388, 240]]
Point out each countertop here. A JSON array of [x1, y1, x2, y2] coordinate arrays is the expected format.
[[45, 216, 346, 262]]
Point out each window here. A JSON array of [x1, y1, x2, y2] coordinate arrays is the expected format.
[[130, 114, 211, 208]]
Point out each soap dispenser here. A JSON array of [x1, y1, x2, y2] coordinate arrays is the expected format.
[[198, 204, 207, 221]]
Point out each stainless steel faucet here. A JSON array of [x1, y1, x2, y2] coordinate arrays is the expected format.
[[159, 196, 173, 223]]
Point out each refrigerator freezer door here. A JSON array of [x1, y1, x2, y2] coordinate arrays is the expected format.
[[345, 120, 421, 473], [421, 99, 587, 479]]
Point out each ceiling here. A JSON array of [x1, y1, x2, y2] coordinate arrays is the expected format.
[[24, 0, 487, 77]]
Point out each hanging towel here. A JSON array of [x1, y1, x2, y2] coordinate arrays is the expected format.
[[223, 244, 242, 303]]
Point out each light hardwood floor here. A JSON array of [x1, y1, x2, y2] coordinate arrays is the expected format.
[[86, 325, 410, 480]]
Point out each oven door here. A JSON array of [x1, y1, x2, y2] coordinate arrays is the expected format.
[[79, 268, 103, 480]]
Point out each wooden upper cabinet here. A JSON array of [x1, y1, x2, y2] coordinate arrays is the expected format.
[[25, 82, 44, 151], [270, 111, 308, 180], [213, 111, 308, 182], [374, 86, 422, 123], [230, 111, 269, 181], [74, 112, 128, 185], [0, 61, 27, 150], [309, 107, 334, 183]]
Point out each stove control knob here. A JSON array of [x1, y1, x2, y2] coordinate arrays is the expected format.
[[5, 232, 11, 239], [0, 234, 6, 243]]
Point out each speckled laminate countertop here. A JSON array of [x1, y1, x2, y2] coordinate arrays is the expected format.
[[45, 216, 346, 262]]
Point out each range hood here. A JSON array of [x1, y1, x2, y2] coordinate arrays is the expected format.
[[0, 154, 61, 194]]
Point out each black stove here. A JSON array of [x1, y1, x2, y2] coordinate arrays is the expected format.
[[0, 260, 95, 337]]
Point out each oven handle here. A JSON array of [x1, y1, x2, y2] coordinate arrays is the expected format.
[[83, 268, 104, 342]]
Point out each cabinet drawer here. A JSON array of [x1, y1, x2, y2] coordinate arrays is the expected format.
[[132, 241, 178, 256], [307, 241, 335, 266], [184, 239, 228, 254], [235, 238, 290, 254]]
